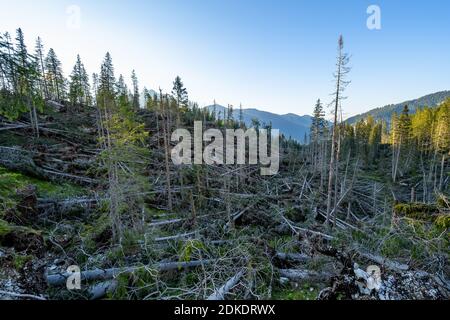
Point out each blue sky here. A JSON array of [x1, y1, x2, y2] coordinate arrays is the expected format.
[[1, 0, 449, 118]]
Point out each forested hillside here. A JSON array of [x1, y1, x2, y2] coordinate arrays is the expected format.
[[346, 91, 450, 125], [0, 30, 449, 301]]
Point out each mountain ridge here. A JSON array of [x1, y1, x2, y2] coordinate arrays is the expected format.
[[206, 105, 313, 142], [346, 90, 450, 124]]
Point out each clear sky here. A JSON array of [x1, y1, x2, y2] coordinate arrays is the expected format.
[[1, 0, 449, 118]]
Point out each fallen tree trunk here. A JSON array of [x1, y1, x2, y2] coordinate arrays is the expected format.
[[275, 252, 311, 264], [47, 260, 213, 287], [279, 269, 333, 283], [154, 231, 197, 242], [356, 250, 409, 272], [207, 270, 245, 300], [42, 169, 96, 184], [88, 280, 118, 300], [149, 218, 184, 227], [37, 197, 101, 217], [0, 124, 31, 131]]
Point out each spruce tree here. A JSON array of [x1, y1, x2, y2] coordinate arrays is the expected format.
[[15, 28, 41, 136], [69, 54, 90, 107], [172, 75, 188, 109], [45, 48, 66, 101], [434, 99, 450, 190], [310, 99, 326, 169], [131, 69, 140, 110], [35, 37, 48, 99]]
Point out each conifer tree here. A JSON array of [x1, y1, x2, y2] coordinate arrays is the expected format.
[[172, 75, 188, 110], [391, 106, 412, 182], [34, 37, 48, 99], [15, 28, 41, 137], [96, 53, 148, 244], [310, 99, 326, 170], [45, 48, 65, 101], [0, 32, 25, 119], [239, 103, 244, 128], [131, 69, 140, 110], [69, 54, 90, 107], [434, 99, 450, 190]]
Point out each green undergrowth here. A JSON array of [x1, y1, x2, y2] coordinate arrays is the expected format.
[[0, 166, 86, 216], [0, 166, 86, 198], [330, 207, 448, 267], [272, 284, 320, 300]]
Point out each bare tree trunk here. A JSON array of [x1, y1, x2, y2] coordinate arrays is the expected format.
[[393, 143, 401, 183], [326, 60, 341, 227], [439, 154, 446, 191], [161, 89, 173, 210], [326, 36, 350, 227]]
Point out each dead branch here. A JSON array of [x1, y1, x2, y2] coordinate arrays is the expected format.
[[207, 270, 245, 300]]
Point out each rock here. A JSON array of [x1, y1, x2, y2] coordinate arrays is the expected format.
[[319, 264, 448, 300]]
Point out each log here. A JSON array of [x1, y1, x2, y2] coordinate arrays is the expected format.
[[42, 169, 96, 184], [279, 269, 332, 283], [37, 197, 101, 217], [357, 251, 409, 272], [275, 252, 311, 264], [154, 231, 197, 242], [149, 218, 183, 227], [88, 280, 118, 300], [207, 270, 245, 300], [0, 124, 31, 131], [47, 260, 213, 287]]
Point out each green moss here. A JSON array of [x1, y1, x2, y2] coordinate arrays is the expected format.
[[437, 195, 449, 208], [272, 285, 319, 300], [0, 219, 11, 236], [0, 166, 86, 201], [80, 214, 112, 251], [109, 266, 158, 300], [0, 219, 42, 251], [380, 235, 412, 258], [12, 254, 32, 270], [394, 203, 438, 220], [435, 215, 450, 229], [268, 236, 295, 253]]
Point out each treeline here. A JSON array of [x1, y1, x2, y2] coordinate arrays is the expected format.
[[0, 28, 215, 126], [346, 90, 450, 125], [309, 97, 450, 200]]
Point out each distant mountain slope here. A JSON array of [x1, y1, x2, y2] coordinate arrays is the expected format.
[[346, 91, 450, 124], [206, 105, 313, 142]]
